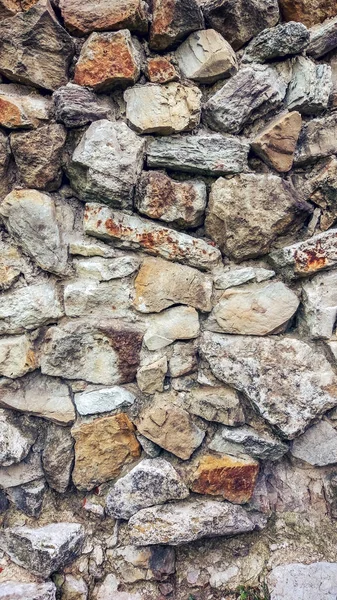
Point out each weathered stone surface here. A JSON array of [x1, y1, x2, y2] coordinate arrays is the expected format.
[[286, 57, 332, 115], [202, 0, 279, 50], [135, 171, 206, 228], [10, 124, 67, 191], [169, 342, 197, 378], [268, 562, 337, 599], [209, 425, 288, 461], [74, 30, 140, 91], [207, 281, 299, 335], [0, 335, 37, 378], [71, 414, 141, 490], [106, 458, 189, 519], [0, 189, 68, 274], [308, 16, 337, 58], [0, 451, 43, 488], [144, 306, 199, 350], [125, 83, 201, 135], [0, 581, 56, 600], [0, 409, 36, 466], [42, 423, 74, 493], [128, 498, 263, 545], [137, 395, 205, 459], [203, 66, 287, 134], [63, 278, 133, 319], [0, 0, 21, 18], [290, 420, 337, 466], [205, 174, 312, 261], [137, 357, 167, 393], [61, 576, 88, 600], [243, 22, 309, 63], [41, 321, 143, 385], [53, 84, 114, 128], [190, 454, 259, 504], [0, 522, 85, 577], [84, 203, 221, 270], [279, 0, 337, 27], [176, 29, 237, 83], [6, 478, 46, 517], [214, 267, 275, 289], [294, 113, 337, 166], [0, 242, 23, 293], [147, 132, 249, 175], [74, 386, 135, 416], [68, 120, 145, 208], [0, 0, 74, 91], [0, 372, 75, 425], [74, 256, 139, 281], [0, 83, 50, 129], [146, 57, 178, 83], [0, 282, 63, 335], [149, 0, 204, 50], [59, 0, 149, 35], [108, 543, 175, 583], [269, 229, 337, 278], [69, 237, 116, 259], [300, 270, 337, 338], [251, 111, 302, 173], [134, 257, 212, 313], [307, 157, 337, 231], [183, 385, 245, 426], [201, 332, 337, 439]]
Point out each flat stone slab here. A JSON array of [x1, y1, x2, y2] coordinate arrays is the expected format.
[[268, 562, 337, 599]]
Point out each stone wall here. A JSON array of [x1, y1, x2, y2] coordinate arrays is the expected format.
[[1, 0, 337, 598]]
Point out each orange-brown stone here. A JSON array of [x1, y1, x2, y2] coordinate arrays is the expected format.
[[147, 57, 178, 83], [190, 454, 259, 504], [279, 0, 337, 27], [252, 112, 302, 173], [59, 0, 149, 36], [149, 0, 204, 51], [0, 98, 22, 128], [71, 413, 141, 491]]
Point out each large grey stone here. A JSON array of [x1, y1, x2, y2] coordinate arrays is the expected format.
[[147, 132, 249, 175], [286, 57, 332, 115], [182, 385, 245, 426], [0, 334, 37, 379], [300, 270, 337, 339], [73, 256, 140, 280], [214, 267, 275, 290], [144, 306, 199, 350], [0, 581, 56, 600], [209, 425, 288, 461], [42, 423, 74, 493], [53, 83, 114, 128], [6, 479, 46, 518], [0, 409, 36, 467], [106, 458, 189, 519], [67, 120, 145, 208], [0, 451, 44, 489], [290, 420, 337, 466], [203, 66, 287, 134], [243, 22, 309, 63], [63, 277, 133, 319], [74, 386, 136, 416], [200, 332, 337, 439], [268, 562, 337, 600], [294, 113, 337, 166], [308, 16, 337, 58]]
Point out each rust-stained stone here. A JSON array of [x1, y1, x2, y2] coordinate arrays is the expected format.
[[71, 413, 141, 491], [0, 0, 20, 18], [74, 30, 140, 92], [279, 0, 337, 27], [0, 84, 50, 130], [150, 0, 204, 51], [59, 0, 149, 36], [251, 112, 302, 173], [190, 454, 259, 504], [146, 57, 178, 83]]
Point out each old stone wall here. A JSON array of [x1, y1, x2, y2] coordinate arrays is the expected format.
[[1, 0, 337, 598]]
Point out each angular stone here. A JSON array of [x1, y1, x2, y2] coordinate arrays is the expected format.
[[53, 84, 114, 128], [147, 132, 249, 175], [269, 229, 337, 278], [0, 372, 75, 425], [74, 30, 140, 91], [146, 57, 178, 83], [71, 413, 141, 491], [185, 385, 245, 428], [125, 83, 201, 135], [69, 237, 116, 259], [308, 16, 337, 58], [214, 267, 275, 290], [135, 171, 206, 228], [58, 0, 149, 35], [243, 22, 309, 63], [0, 451, 43, 488], [0, 190, 68, 274], [0, 0, 21, 18], [251, 111, 302, 173], [106, 458, 189, 519], [176, 29, 237, 83], [279, 0, 337, 27], [68, 120, 145, 208], [268, 562, 337, 599], [0, 241, 22, 293], [294, 113, 337, 166], [0, 523, 85, 577], [203, 66, 287, 134], [6, 479, 46, 517], [209, 425, 288, 461], [168, 342, 197, 378], [202, 0, 279, 50], [300, 270, 337, 339], [0, 335, 37, 378], [144, 306, 199, 351], [286, 57, 332, 115], [149, 0, 204, 50], [307, 157, 337, 231], [137, 395, 204, 459], [290, 420, 337, 466], [0, 83, 50, 129], [63, 278, 133, 319], [190, 454, 259, 504], [10, 124, 66, 191], [41, 321, 143, 385], [61, 576, 88, 600], [201, 332, 337, 439], [42, 423, 74, 493], [73, 256, 139, 280], [205, 174, 312, 261], [0, 410, 36, 467], [74, 386, 136, 416], [136, 433, 161, 458], [0, 581, 56, 600], [134, 257, 212, 313], [0, 282, 63, 335], [108, 544, 175, 583], [128, 498, 263, 545], [84, 204, 221, 270], [0, 0, 74, 91], [137, 357, 167, 394], [207, 281, 299, 335]]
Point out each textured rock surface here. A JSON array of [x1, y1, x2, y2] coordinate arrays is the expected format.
[[0, 83, 50, 129], [308, 16, 337, 58], [0, 335, 37, 378], [176, 29, 237, 83], [74, 386, 135, 416], [42, 423, 74, 492], [53, 84, 114, 129], [268, 562, 337, 599], [0, 581, 56, 600], [137, 356, 167, 393], [278, 0, 337, 27], [243, 22, 309, 63], [146, 56, 178, 83], [58, 0, 149, 35], [149, 0, 204, 50], [183, 385, 245, 426], [294, 112, 337, 165], [209, 425, 288, 461], [290, 420, 337, 466], [0, 409, 36, 466], [300, 270, 337, 338], [286, 57, 332, 114], [144, 306, 199, 350], [251, 111, 302, 172]]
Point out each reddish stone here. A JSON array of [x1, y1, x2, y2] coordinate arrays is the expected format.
[[150, 0, 204, 51], [279, 0, 337, 27], [147, 57, 178, 83], [59, 0, 149, 36]]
